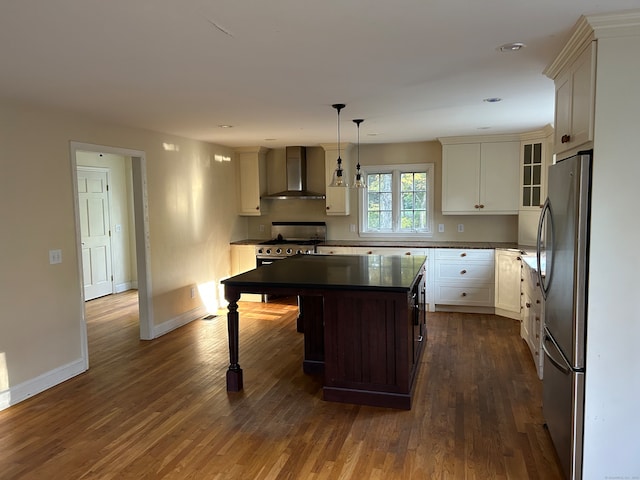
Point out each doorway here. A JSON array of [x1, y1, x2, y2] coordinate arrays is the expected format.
[[70, 142, 154, 371]]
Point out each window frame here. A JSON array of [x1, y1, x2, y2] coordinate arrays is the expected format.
[[358, 162, 434, 238]]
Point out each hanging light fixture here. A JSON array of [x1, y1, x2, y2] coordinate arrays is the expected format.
[[329, 103, 348, 187], [351, 119, 366, 189]]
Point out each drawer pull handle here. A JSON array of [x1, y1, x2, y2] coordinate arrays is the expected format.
[[460, 269, 467, 275], [367, 251, 373, 255], [405, 252, 411, 255], [526, 302, 531, 308], [561, 134, 571, 144]]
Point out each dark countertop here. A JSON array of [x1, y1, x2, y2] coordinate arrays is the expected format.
[[231, 238, 537, 253], [222, 254, 427, 293]]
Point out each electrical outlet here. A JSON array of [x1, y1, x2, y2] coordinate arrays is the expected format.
[[457, 224, 464, 233], [349, 224, 356, 233], [190, 287, 196, 299], [438, 224, 444, 233], [259, 224, 265, 232]]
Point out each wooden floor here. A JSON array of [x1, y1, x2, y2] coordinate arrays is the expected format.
[[0, 291, 564, 479]]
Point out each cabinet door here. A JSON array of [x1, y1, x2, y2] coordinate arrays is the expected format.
[[442, 143, 481, 214], [494, 249, 522, 318], [324, 147, 350, 216], [480, 142, 520, 213], [554, 41, 595, 156], [230, 245, 261, 302], [238, 151, 266, 216]]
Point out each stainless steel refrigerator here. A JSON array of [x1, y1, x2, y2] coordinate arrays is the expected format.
[[537, 150, 591, 480]]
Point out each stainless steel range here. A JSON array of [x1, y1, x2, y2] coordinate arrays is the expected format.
[[256, 222, 326, 266]]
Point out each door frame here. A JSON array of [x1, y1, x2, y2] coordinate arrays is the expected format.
[[77, 165, 115, 300], [70, 142, 154, 369]]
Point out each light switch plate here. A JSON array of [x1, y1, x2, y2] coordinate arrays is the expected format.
[[49, 249, 62, 264], [457, 224, 464, 233], [438, 224, 444, 233]]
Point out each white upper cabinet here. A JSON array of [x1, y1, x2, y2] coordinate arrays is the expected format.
[[441, 138, 520, 215], [550, 41, 596, 157], [322, 144, 350, 216], [236, 147, 268, 216], [518, 130, 553, 246]]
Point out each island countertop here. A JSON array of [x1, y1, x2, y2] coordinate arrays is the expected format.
[[221, 253, 428, 409], [222, 253, 427, 293]]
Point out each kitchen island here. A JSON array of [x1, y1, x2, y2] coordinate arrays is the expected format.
[[221, 254, 427, 409]]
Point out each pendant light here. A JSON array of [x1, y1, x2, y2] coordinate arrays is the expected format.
[[351, 119, 367, 189], [329, 103, 348, 187]]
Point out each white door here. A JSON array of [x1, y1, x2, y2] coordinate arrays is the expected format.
[[78, 168, 113, 300]]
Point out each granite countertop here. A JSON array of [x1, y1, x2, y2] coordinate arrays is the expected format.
[[231, 238, 532, 250], [222, 254, 427, 293]]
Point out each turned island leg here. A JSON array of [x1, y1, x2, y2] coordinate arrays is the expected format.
[[225, 288, 243, 391]]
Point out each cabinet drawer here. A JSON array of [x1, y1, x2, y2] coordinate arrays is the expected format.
[[436, 262, 494, 283], [434, 285, 494, 306], [435, 248, 494, 262]]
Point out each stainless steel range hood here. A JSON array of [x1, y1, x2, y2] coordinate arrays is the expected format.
[[262, 146, 326, 200]]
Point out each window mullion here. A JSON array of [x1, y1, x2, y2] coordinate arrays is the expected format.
[[392, 169, 400, 231]]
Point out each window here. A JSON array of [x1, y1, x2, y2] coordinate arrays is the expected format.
[[359, 163, 434, 237]]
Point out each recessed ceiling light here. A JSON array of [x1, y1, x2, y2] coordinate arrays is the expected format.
[[483, 97, 502, 103], [498, 42, 526, 52], [218, 124, 233, 128]]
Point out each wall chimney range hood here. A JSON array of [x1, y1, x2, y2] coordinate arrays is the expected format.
[[262, 146, 326, 200]]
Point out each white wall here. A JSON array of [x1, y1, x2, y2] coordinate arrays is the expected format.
[[583, 34, 640, 477], [0, 100, 245, 409], [248, 142, 519, 242]]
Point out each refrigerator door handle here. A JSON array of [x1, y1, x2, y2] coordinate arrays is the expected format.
[[537, 198, 552, 300], [542, 334, 571, 375]]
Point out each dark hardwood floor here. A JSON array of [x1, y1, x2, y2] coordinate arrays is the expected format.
[[0, 291, 564, 479]]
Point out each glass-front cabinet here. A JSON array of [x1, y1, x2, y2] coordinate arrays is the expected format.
[[521, 141, 543, 209], [518, 128, 552, 246]]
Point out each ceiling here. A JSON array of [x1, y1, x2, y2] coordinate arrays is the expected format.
[[2, 1, 639, 148]]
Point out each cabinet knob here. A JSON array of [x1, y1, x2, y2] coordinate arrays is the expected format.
[[460, 252, 466, 257], [255, 206, 260, 210], [367, 251, 373, 255], [461, 292, 467, 297], [526, 302, 531, 308], [561, 134, 571, 144], [405, 252, 411, 255], [479, 204, 485, 209], [474, 204, 480, 209], [516, 256, 521, 261], [460, 269, 467, 275], [326, 206, 330, 210]]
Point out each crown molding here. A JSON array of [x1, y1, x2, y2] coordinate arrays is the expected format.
[[544, 10, 640, 80]]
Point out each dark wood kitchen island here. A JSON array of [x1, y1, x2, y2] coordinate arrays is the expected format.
[[221, 254, 427, 409]]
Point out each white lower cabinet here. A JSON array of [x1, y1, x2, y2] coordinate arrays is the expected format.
[[433, 248, 495, 308], [521, 261, 544, 379], [229, 245, 261, 302], [494, 249, 523, 319]]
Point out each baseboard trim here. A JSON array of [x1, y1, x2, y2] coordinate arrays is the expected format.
[[153, 305, 207, 338], [114, 282, 134, 293], [0, 358, 86, 411]]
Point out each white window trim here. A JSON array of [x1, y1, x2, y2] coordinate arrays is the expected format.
[[357, 163, 434, 239]]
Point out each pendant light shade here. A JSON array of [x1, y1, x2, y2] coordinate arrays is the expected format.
[[352, 119, 366, 189], [329, 103, 348, 187]]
